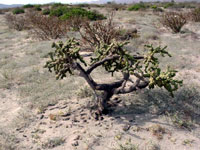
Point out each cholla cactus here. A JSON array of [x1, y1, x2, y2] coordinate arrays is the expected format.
[[45, 38, 182, 119]]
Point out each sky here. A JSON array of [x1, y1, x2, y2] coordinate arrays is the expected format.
[[0, 0, 97, 5]]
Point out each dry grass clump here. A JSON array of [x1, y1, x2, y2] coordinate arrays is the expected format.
[[26, 12, 69, 40], [4, 14, 28, 31], [148, 124, 166, 140], [42, 137, 65, 149], [160, 12, 187, 33]]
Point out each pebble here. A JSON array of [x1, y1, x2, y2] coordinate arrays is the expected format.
[[123, 124, 131, 131], [39, 115, 44, 119], [63, 117, 70, 121], [74, 135, 81, 140], [72, 141, 79, 147]]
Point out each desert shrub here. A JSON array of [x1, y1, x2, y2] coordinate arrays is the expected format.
[[42, 9, 51, 15], [52, 3, 64, 8], [4, 14, 28, 31], [79, 14, 121, 49], [42, 137, 65, 149], [128, 2, 147, 11], [60, 8, 105, 21], [77, 86, 93, 98], [0, 8, 11, 14], [163, 2, 175, 9], [23, 4, 34, 8], [160, 12, 187, 33], [151, 5, 158, 9], [50, 7, 106, 21], [34, 5, 42, 11], [106, 3, 127, 11], [190, 8, 200, 22], [49, 6, 67, 17], [67, 16, 87, 31], [77, 4, 90, 7], [26, 12, 69, 40], [12, 8, 25, 14], [0, 9, 4, 14]]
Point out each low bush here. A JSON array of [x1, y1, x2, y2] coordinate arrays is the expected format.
[[67, 16, 87, 31], [12, 8, 25, 14], [23, 4, 34, 8], [42, 9, 51, 15], [0, 8, 11, 14], [106, 3, 127, 11], [128, 2, 147, 11], [49, 6, 67, 17], [163, 2, 175, 9], [52, 3, 64, 8], [4, 14, 28, 31], [34, 5, 42, 11], [160, 12, 187, 33], [26, 12, 69, 40], [190, 8, 200, 22], [50, 6, 106, 21]]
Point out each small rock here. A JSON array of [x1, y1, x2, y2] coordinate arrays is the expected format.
[[73, 118, 80, 123], [55, 123, 63, 128], [80, 113, 87, 116], [19, 130, 24, 133], [115, 116, 120, 119], [74, 135, 81, 140], [110, 118, 115, 121], [66, 124, 72, 128], [63, 117, 70, 121], [61, 113, 71, 117], [39, 122, 47, 125], [40, 115, 44, 119], [123, 124, 131, 131], [72, 141, 79, 147]]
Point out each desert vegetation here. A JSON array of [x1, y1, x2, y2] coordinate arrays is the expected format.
[[0, 1, 200, 150], [160, 12, 187, 33]]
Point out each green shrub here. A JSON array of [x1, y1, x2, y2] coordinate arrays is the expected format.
[[52, 3, 64, 8], [34, 5, 42, 11], [50, 7, 105, 21], [151, 5, 163, 12], [151, 5, 157, 9], [42, 9, 50, 15], [163, 2, 174, 9], [50, 6, 68, 17], [128, 3, 146, 11], [12, 8, 25, 14], [23, 4, 34, 8]]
